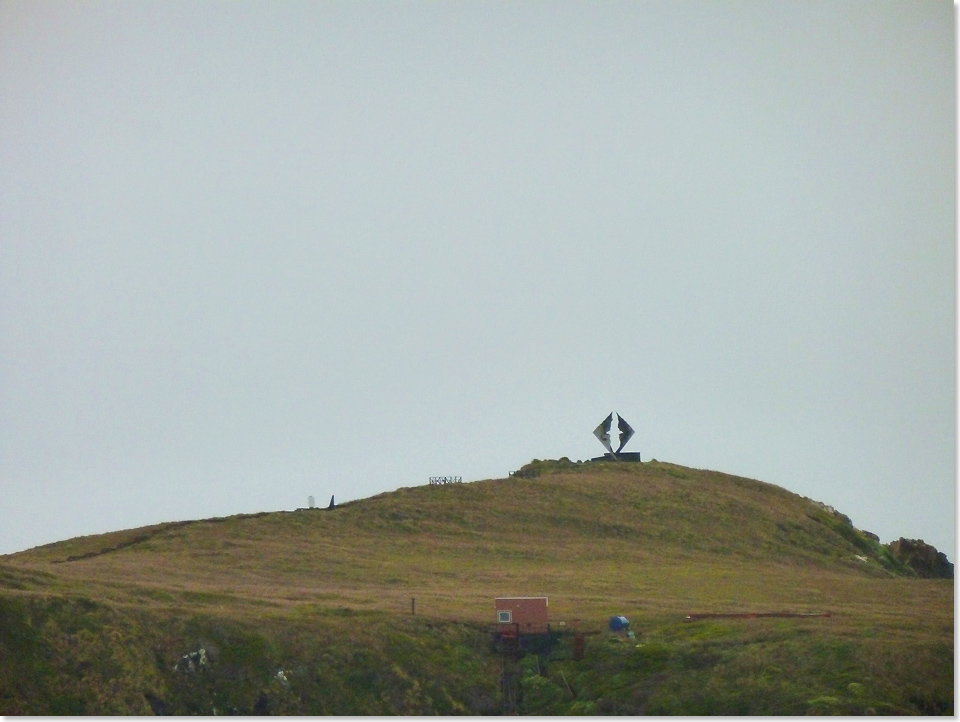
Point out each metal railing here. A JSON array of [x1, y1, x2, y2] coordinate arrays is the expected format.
[[428, 476, 462, 485]]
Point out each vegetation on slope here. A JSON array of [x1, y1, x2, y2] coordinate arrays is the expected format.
[[0, 594, 499, 715], [0, 459, 952, 714]]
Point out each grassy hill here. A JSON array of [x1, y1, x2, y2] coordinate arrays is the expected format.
[[0, 459, 953, 714]]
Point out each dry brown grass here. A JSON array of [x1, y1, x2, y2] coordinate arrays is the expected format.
[[4, 461, 950, 633], [0, 459, 952, 714]]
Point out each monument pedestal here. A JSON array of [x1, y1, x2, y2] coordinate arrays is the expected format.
[[589, 452, 642, 463]]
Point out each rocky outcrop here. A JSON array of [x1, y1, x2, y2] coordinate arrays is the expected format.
[[806, 499, 853, 526], [885, 538, 954, 579]]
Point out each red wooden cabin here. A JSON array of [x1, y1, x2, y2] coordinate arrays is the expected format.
[[495, 596, 549, 638]]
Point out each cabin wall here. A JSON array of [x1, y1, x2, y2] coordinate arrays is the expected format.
[[495, 597, 549, 635]]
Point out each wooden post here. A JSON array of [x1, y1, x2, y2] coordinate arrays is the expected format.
[[573, 632, 585, 661], [411, 597, 415, 615]]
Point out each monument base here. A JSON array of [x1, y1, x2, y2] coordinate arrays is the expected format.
[[589, 452, 642, 463]]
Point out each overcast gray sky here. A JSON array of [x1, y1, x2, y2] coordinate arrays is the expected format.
[[1, 1, 954, 557]]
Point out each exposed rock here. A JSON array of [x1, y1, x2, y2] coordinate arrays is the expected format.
[[806, 499, 853, 526], [863, 531, 880, 542], [174, 648, 208, 673], [886, 538, 954, 579]]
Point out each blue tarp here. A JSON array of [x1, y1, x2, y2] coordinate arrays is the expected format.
[[609, 615, 630, 631]]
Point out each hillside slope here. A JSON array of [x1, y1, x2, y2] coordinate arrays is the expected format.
[[0, 460, 953, 714], [1, 459, 932, 615]]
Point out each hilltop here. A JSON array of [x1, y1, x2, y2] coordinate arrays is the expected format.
[[0, 460, 953, 714]]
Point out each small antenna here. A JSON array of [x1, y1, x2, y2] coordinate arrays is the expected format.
[[308, 495, 315, 509]]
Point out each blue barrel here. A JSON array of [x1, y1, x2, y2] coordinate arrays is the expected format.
[[609, 615, 630, 631]]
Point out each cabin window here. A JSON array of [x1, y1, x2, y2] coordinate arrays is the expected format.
[[498, 610, 512, 623]]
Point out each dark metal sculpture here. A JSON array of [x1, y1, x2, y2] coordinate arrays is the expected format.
[[616, 415, 634, 454], [593, 413, 614, 454], [594, 412, 638, 460]]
